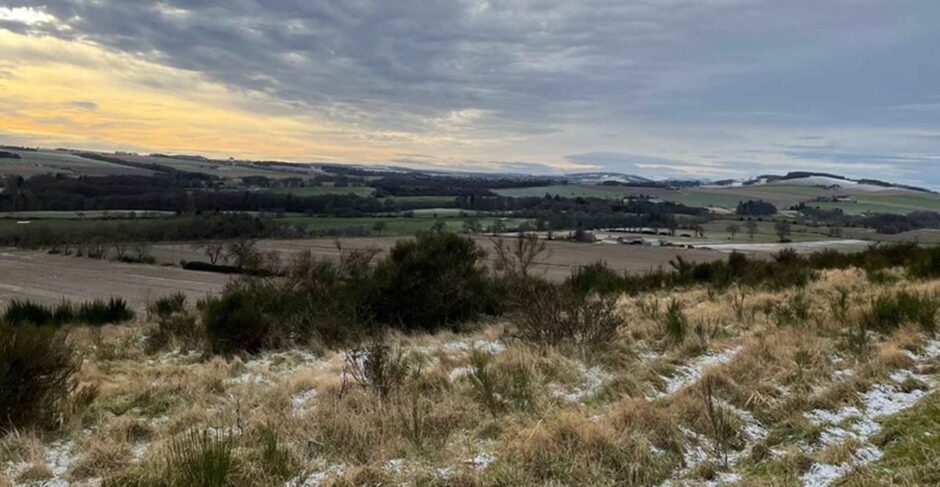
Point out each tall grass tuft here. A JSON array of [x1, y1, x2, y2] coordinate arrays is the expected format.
[[165, 429, 235, 487]]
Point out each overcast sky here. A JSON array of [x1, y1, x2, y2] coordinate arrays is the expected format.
[[1, 1, 938, 186]]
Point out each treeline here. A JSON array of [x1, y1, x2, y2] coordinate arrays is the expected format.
[[0, 213, 276, 248], [370, 174, 561, 197], [793, 203, 940, 235]]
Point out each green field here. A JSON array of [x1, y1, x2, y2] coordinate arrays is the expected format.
[[808, 192, 940, 215], [265, 186, 375, 197]]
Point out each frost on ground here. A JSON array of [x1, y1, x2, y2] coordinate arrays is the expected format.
[[652, 346, 742, 399], [284, 463, 346, 487], [2, 441, 74, 487], [800, 340, 940, 487], [553, 362, 609, 402]]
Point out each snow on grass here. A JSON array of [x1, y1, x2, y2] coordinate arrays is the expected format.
[[285, 463, 346, 487], [552, 363, 610, 402], [801, 340, 940, 487], [652, 346, 742, 399]]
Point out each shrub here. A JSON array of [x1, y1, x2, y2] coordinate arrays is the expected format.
[[0, 322, 78, 431], [202, 289, 271, 355], [772, 289, 811, 327], [3, 298, 133, 327], [863, 291, 938, 334], [567, 261, 627, 296], [910, 245, 940, 279], [147, 293, 187, 317], [4, 300, 59, 326], [512, 285, 623, 351], [75, 298, 135, 325], [373, 231, 494, 331], [145, 294, 202, 352]]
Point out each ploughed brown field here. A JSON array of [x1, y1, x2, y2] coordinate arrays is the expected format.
[[150, 236, 726, 281], [0, 237, 725, 308], [0, 250, 230, 310]]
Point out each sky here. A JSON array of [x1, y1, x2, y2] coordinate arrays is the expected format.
[[1, 1, 939, 186]]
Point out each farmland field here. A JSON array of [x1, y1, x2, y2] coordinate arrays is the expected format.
[[0, 150, 153, 177], [154, 235, 726, 281], [0, 250, 228, 309]]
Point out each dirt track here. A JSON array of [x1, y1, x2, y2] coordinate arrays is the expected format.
[[0, 250, 230, 310]]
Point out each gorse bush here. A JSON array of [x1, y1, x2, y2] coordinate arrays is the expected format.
[[147, 293, 187, 317], [202, 288, 272, 355], [3, 298, 133, 327], [3, 299, 56, 326], [0, 321, 78, 432], [373, 231, 494, 331], [76, 298, 135, 325], [662, 299, 688, 346], [567, 261, 627, 296], [863, 291, 939, 334]]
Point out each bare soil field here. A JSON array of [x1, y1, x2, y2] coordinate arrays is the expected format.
[[0, 250, 229, 310], [153, 236, 727, 281]]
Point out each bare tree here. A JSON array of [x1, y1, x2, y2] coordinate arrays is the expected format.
[[774, 220, 792, 242], [745, 220, 759, 240], [226, 239, 261, 270], [725, 223, 741, 240], [132, 242, 152, 262], [193, 241, 226, 265], [492, 233, 548, 281]]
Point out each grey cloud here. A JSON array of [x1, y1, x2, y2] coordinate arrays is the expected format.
[[2, 1, 939, 186]]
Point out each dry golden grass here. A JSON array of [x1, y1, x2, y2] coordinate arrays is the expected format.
[[2, 269, 938, 486]]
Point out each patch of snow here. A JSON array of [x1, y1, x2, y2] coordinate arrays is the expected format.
[[385, 458, 404, 473], [553, 363, 610, 402], [291, 389, 317, 410], [653, 347, 741, 399], [285, 464, 346, 487], [801, 343, 939, 486], [468, 452, 495, 469]]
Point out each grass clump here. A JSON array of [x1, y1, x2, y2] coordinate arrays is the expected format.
[[344, 334, 413, 399], [165, 429, 236, 487], [495, 411, 682, 486], [0, 321, 78, 432]]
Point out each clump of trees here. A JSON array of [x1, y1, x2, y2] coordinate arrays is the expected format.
[[736, 200, 777, 216]]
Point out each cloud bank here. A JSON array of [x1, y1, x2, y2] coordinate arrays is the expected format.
[[0, 1, 938, 185]]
